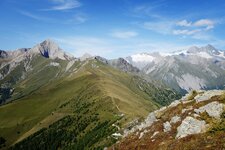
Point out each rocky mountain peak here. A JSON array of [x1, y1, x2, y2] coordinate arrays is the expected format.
[[202, 44, 219, 55], [80, 53, 92, 61], [39, 39, 62, 58], [109, 58, 140, 73], [187, 44, 218, 54], [30, 39, 72, 60]]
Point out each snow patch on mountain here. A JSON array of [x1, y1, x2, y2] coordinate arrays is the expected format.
[[131, 53, 155, 62]]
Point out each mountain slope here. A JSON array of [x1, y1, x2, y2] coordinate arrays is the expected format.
[[0, 40, 74, 105], [0, 53, 179, 149], [110, 90, 225, 150], [126, 45, 225, 94]]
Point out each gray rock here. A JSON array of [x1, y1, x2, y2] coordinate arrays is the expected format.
[[163, 121, 171, 132], [194, 101, 224, 119], [170, 115, 181, 124], [168, 100, 181, 108], [195, 90, 224, 102], [123, 112, 157, 137], [176, 116, 207, 139]]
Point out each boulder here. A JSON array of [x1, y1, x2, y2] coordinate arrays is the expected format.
[[176, 116, 207, 139], [194, 101, 224, 119], [163, 121, 171, 132]]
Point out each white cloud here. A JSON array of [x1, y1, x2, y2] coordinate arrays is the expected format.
[[172, 19, 216, 38], [44, 0, 81, 11], [193, 19, 214, 27], [193, 19, 215, 30], [173, 29, 201, 35], [110, 31, 138, 39], [176, 20, 192, 27]]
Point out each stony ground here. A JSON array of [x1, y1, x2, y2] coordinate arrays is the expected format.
[[108, 90, 225, 150]]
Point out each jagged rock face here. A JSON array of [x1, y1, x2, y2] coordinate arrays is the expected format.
[[31, 39, 72, 60]]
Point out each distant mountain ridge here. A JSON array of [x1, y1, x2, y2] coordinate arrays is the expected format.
[[1, 40, 225, 96], [126, 45, 225, 93]]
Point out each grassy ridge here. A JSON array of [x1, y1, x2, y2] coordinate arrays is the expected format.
[[0, 59, 179, 149]]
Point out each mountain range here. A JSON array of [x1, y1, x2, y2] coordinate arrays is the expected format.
[[0, 39, 179, 149], [0, 39, 224, 149], [126, 44, 225, 94]]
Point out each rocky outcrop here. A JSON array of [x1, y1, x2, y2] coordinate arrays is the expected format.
[[111, 90, 225, 150], [163, 121, 171, 132], [176, 116, 207, 139], [30, 39, 73, 60], [195, 90, 224, 102], [194, 101, 224, 119], [123, 112, 157, 137]]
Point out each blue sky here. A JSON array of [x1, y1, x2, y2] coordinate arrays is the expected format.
[[1, 0, 225, 58]]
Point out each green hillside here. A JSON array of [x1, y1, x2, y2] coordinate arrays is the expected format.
[[0, 58, 180, 149]]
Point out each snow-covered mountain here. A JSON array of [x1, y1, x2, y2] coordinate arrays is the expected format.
[[126, 45, 225, 93]]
